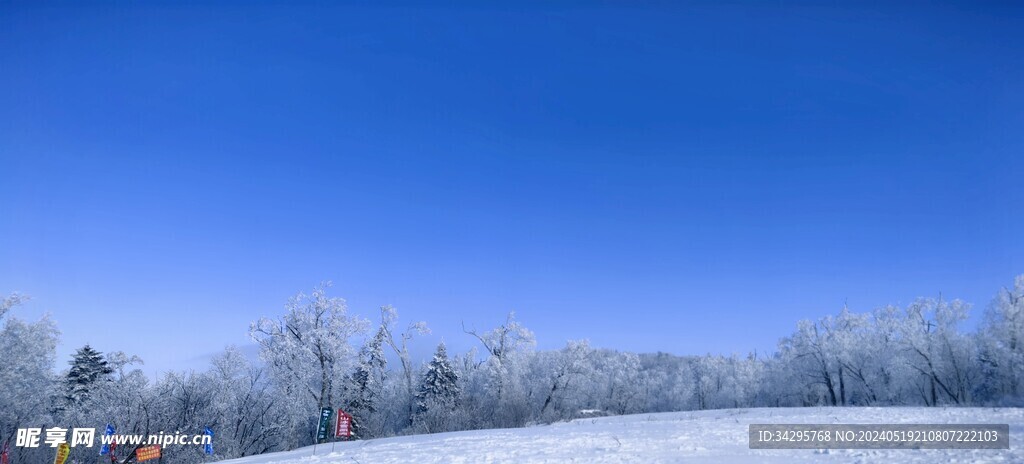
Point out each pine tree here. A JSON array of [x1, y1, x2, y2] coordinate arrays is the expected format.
[[65, 344, 113, 405], [416, 342, 460, 415]]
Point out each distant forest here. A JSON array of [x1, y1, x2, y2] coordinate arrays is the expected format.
[[2, 275, 1021, 463]]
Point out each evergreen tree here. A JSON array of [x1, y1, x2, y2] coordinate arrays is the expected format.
[[65, 344, 113, 405], [416, 342, 460, 417]]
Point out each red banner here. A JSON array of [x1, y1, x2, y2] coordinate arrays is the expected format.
[[335, 409, 352, 438], [136, 445, 161, 462]]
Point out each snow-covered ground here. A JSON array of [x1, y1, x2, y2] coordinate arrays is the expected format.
[[216, 407, 1023, 463]]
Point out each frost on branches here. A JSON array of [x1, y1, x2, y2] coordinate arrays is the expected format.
[[414, 342, 460, 433], [2, 275, 1024, 464], [249, 282, 368, 445]]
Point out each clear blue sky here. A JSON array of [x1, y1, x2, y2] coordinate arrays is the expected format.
[[2, 2, 1021, 375]]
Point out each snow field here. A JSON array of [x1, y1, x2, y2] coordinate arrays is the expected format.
[[215, 406, 1024, 464]]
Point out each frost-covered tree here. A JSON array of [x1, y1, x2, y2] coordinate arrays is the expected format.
[[760, 353, 803, 407], [250, 283, 368, 446], [64, 344, 114, 406], [639, 352, 696, 412], [776, 305, 894, 407], [203, 346, 286, 458], [536, 340, 594, 421], [464, 312, 536, 427], [595, 350, 646, 415], [148, 370, 215, 464], [84, 352, 160, 463], [449, 347, 488, 429], [693, 355, 732, 410], [863, 305, 911, 405], [815, 307, 900, 406], [414, 342, 460, 432], [779, 317, 843, 406], [980, 275, 1024, 402], [898, 297, 977, 405], [377, 305, 429, 428], [0, 293, 60, 464], [0, 293, 27, 320], [7, 277, 1024, 462], [343, 328, 388, 438]]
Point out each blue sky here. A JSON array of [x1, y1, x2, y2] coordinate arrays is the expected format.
[[1, 2, 1022, 375]]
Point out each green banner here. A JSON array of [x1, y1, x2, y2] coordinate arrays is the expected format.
[[316, 407, 333, 442]]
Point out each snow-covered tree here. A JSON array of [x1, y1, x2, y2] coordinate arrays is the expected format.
[[7, 277, 1024, 462], [639, 352, 696, 412], [414, 342, 460, 432], [536, 340, 594, 421], [343, 328, 388, 438], [898, 297, 977, 405], [464, 312, 536, 427], [779, 317, 843, 406], [377, 305, 429, 428], [980, 275, 1024, 402], [0, 293, 27, 320], [250, 283, 368, 446], [596, 350, 646, 415], [64, 344, 114, 406], [84, 351, 160, 463], [449, 347, 488, 429], [203, 346, 287, 458], [0, 293, 60, 464]]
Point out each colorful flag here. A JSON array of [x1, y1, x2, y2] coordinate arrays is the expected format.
[[53, 442, 70, 464], [98, 424, 115, 456], [316, 407, 333, 443], [203, 426, 214, 455], [135, 445, 161, 462]]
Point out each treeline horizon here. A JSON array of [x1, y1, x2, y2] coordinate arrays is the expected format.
[[1, 274, 1021, 464]]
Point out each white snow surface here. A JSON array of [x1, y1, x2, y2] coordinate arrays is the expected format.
[[215, 407, 1023, 464]]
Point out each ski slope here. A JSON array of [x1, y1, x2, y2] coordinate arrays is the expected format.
[[216, 407, 1023, 463]]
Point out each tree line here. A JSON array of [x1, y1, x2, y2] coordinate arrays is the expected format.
[[1, 275, 1021, 463]]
